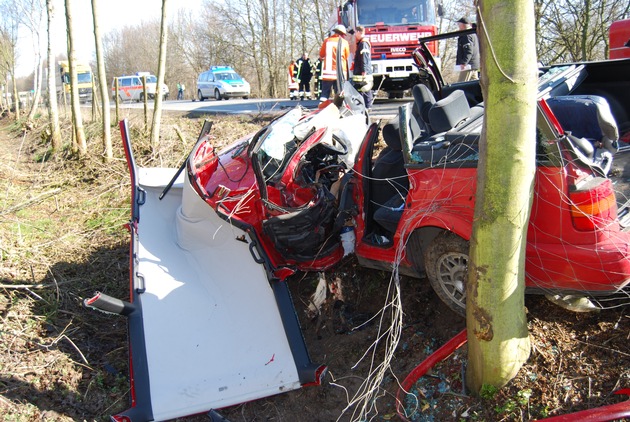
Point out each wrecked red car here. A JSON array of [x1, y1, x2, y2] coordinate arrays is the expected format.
[[88, 53, 630, 419], [187, 60, 630, 317]]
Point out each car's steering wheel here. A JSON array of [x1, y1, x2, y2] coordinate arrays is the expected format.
[[316, 136, 348, 156]]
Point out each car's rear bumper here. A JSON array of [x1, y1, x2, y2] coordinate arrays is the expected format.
[[526, 233, 630, 293]]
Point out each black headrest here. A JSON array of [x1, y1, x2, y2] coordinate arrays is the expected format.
[[382, 122, 402, 151], [428, 90, 470, 133], [412, 84, 436, 124]]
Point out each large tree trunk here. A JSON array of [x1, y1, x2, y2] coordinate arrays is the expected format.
[[150, 0, 169, 150], [64, 0, 87, 156], [465, 0, 536, 393], [91, 0, 112, 161], [46, 0, 61, 151]]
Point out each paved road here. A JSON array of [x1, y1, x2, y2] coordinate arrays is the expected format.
[[113, 96, 411, 120]]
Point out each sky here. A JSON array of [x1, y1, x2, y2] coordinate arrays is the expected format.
[[17, 0, 203, 76]]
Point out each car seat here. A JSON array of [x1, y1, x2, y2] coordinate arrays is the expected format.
[[411, 84, 436, 138], [411, 90, 472, 164], [372, 91, 474, 234], [370, 121, 410, 223], [546, 95, 619, 174], [546, 95, 618, 152], [427, 89, 471, 133]]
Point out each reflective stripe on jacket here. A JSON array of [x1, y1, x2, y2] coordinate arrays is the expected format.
[[319, 35, 350, 81]]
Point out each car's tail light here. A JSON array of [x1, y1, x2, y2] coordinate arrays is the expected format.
[[569, 178, 617, 231]]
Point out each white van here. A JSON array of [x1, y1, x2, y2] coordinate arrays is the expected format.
[[197, 66, 250, 101], [111, 73, 169, 102]]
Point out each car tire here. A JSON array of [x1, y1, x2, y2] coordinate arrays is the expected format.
[[243, 96, 249, 100], [214, 89, 222, 101], [424, 232, 469, 316], [198, 90, 205, 101]]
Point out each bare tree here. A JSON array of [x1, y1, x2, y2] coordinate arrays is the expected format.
[[150, 0, 169, 149], [0, 25, 13, 113], [17, 0, 45, 124], [95, 0, 340, 99], [0, 1, 20, 119], [536, 0, 630, 63], [91, 0, 112, 161], [165, 9, 198, 97], [466, 0, 536, 392], [45, 0, 61, 151], [64, 0, 87, 155]]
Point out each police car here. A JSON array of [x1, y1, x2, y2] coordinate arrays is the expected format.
[[196, 66, 250, 101]]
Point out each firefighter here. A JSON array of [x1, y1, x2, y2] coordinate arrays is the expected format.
[[295, 52, 312, 100], [288, 59, 298, 100], [312, 58, 322, 100], [318, 25, 350, 102], [351, 25, 374, 109]]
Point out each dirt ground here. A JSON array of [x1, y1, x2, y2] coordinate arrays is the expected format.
[[0, 111, 628, 422]]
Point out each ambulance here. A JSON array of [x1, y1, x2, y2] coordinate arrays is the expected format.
[[111, 72, 170, 102]]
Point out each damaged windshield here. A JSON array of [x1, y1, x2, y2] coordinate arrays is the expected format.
[[254, 105, 346, 183], [255, 109, 303, 182]]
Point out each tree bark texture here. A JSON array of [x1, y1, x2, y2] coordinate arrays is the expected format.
[[92, 0, 112, 161], [64, 0, 87, 156], [466, 0, 536, 394], [150, 0, 169, 150], [46, 0, 61, 151]]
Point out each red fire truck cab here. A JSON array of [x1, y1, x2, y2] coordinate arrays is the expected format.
[[339, 0, 441, 98], [610, 19, 630, 59]]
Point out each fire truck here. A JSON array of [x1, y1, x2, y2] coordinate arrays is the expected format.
[[609, 19, 630, 59], [338, 0, 440, 98]]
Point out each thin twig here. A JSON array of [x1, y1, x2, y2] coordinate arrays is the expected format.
[[0, 280, 72, 289], [0, 188, 62, 215]]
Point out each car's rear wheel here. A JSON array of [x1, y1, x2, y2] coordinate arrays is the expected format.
[[243, 96, 249, 99], [198, 90, 205, 101], [424, 232, 468, 316], [214, 89, 222, 101]]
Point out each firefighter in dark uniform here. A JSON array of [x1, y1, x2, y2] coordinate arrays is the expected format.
[[352, 25, 374, 109], [312, 58, 322, 100], [288, 59, 298, 100], [295, 53, 312, 100]]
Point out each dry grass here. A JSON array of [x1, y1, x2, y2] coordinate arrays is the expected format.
[[0, 110, 270, 421]]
